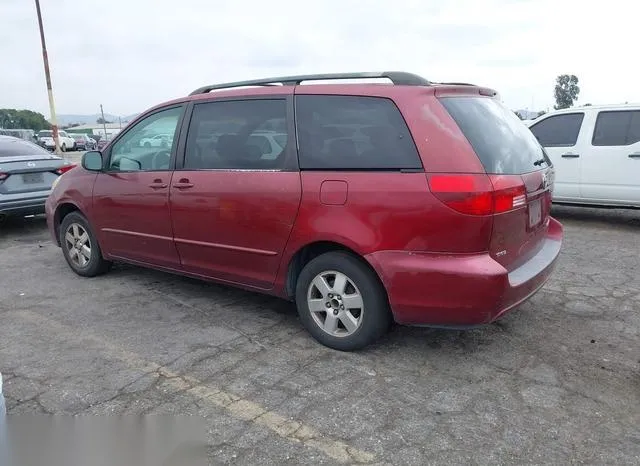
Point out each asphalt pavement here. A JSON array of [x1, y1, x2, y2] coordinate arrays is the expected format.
[[0, 206, 638, 464]]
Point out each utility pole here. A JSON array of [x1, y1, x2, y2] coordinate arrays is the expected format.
[[100, 104, 108, 141], [34, 0, 61, 155]]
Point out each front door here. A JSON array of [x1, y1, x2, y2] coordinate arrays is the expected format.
[[169, 97, 301, 290], [92, 106, 184, 268], [529, 112, 585, 201], [581, 109, 640, 204]]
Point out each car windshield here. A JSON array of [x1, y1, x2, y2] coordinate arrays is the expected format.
[[0, 137, 51, 157]]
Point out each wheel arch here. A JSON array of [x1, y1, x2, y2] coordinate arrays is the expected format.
[[284, 240, 389, 303], [53, 202, 85, 246]]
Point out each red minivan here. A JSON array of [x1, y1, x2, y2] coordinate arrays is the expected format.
[[45, 72, 563, 351]]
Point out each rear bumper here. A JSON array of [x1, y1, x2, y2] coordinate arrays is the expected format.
[[366, 217, 563, 326], [0, 194, 50, 216]]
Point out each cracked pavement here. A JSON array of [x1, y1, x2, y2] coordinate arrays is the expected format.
[[0, 205, 639, 465]]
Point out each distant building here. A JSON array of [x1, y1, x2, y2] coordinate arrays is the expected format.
[[65, 123, 123, 139]]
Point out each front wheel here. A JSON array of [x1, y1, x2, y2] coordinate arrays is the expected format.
[[295, 251, 391, 351], [59, 212, 111, 277]]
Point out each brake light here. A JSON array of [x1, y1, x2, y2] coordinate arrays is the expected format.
[[428, 174, 527, 216], [55, 164, 76, 175], [428, 174, 494, 215]]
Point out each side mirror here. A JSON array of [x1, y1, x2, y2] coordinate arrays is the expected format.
[[82, 151, 103, 171]]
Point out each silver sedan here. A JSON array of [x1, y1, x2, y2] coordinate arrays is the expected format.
[[0, 135, 76, 220]]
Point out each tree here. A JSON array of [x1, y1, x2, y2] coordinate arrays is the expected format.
[[0, 108, 51, 131], [554, 74, 580, 110], [96, 117, 112, 124]]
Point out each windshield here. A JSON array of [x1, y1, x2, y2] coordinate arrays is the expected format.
[[0, 137, 51, 157], [440, 96, 550, 174]]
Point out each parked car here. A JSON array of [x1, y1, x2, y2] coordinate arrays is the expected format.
[[96, 136, 112, 151], [45, 72, 563, 351], [0, 135, 75, 219], [37, 129, 77, 152], [527, 104, 640, 208], [70, 133, 96, 151], [138, 133, 173, 148]]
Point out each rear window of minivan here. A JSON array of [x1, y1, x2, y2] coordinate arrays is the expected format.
[[440, 97, 550, 174]]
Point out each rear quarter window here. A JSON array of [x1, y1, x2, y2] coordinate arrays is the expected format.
[[592, 110, 640, 146], [440, 96, 550, 174], [295, 95, 422, 170]]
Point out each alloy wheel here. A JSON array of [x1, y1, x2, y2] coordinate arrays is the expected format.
[[64, 223, 92, 268], [307, 270, 364, 337]]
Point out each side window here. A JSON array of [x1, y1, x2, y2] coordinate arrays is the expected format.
[[295, 95, 422, 170], [108, 107, 182, 172], [529, 113, 584, 147], [592, 111, 640, 146], [627, 111, 640, 145], [184, 100, 288, 170]]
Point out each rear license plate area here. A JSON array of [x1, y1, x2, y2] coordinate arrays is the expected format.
[[528, 198, 542, 228], [22, 173, 44, 184]]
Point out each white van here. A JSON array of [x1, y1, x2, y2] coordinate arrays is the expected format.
[[528, 105, 640, 208]]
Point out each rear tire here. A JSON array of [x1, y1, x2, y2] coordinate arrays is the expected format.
[[59, 212, 111, 277], [61, 143, 66, 152], [295, 251, 391, 351]]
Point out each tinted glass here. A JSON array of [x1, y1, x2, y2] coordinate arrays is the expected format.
[[441, 97, 550, 174], [184, 99, 288, 170], [295, 95, 421, 170], [38, 131, 52, 137], [0, 137, 51, 157], [592, 111, 640, 146], [627, 111, 640, 145], [108, 106, 182, 171], [529, 113, 584, 147]]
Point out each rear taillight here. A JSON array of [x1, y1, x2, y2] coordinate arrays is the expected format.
[[428, 174, 494, 215], [489, 175, 527, 213], [428, 174, 527, 216], [55, 164, 76, 175], [0, 172, 7, 181]]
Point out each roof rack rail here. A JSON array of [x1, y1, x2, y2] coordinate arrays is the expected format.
[[434, 82, 478, 86], [189, 71, 431, 96]]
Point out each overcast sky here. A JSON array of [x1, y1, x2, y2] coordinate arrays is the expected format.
[[1, 0, 637, 117]]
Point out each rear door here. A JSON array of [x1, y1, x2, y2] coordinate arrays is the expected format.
[[582, 109, 640, 204], [169, 95, 301, 290], [440, 96, 554, 271], [529, 112, 585, 201]]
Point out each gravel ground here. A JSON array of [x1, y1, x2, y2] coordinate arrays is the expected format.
[[0, 205, 638, 465]]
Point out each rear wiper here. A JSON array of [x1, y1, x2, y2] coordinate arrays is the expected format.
[[533, 158, 546, 166]]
